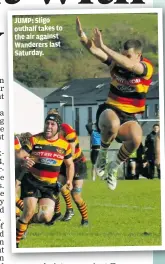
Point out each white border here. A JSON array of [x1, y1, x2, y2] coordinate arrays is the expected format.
[[8, 8, 164, 253]]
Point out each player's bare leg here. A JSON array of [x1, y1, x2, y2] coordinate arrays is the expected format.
[[92, 164, 96, 181], [71, 179, 88, 226], [37, 198, 55, 223], [56, 174, 74, 222], [95, 109, 120, 177], [107, 121, 142, 190], [16, 197, 38, 247]]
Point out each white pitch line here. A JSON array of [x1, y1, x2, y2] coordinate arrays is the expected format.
[[93, 203, 155, 210]]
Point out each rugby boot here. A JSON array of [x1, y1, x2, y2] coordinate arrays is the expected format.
[[101, 174, 108, 181], [107, 161, 118, 190], [95, 149, 108, 177], [62, 208, 74, 221], [81, 219, 89, 227]]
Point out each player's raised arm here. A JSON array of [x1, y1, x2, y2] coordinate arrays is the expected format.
[[76, 17, 108, 62], [94, 27, 151, 75], [16, 148, 29, 159]]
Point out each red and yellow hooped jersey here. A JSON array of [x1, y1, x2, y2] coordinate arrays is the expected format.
[[23, 133, 72, 184], [105, 58, 154, 114], [14, 135, 21, 151], [61, 123, 82, 161]]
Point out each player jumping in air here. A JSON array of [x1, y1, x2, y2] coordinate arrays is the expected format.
[[76, 17, 154, 190]]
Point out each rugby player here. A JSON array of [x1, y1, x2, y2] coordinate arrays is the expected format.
[[15, 113, 74, 248], [15, 133, 32, 217], [145, 124, 160, 179], [47, 109, 88, 226], [76, 17, 154, 190], [15, 135, 24, 218]]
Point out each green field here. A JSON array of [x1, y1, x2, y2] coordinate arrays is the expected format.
[[19, 171, 161, 249]]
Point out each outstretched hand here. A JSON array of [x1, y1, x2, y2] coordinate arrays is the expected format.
[[76, 17, 88, 44], [76, 17, 83, 37], [93, 28, 104, 49]]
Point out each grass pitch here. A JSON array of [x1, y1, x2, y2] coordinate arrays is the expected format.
[[19, 170, 161, 249]]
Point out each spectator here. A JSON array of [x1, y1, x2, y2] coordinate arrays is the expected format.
[[155, 132, 160, 179], [86, 122, 101, 181], [145, 124, 160, 179]]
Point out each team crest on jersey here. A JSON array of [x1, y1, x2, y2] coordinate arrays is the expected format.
[[56, 148, 65, 155]]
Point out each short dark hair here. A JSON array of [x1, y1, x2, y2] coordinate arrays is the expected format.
[[123, 39, 143, 51], [153, 124, 159, 128]]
